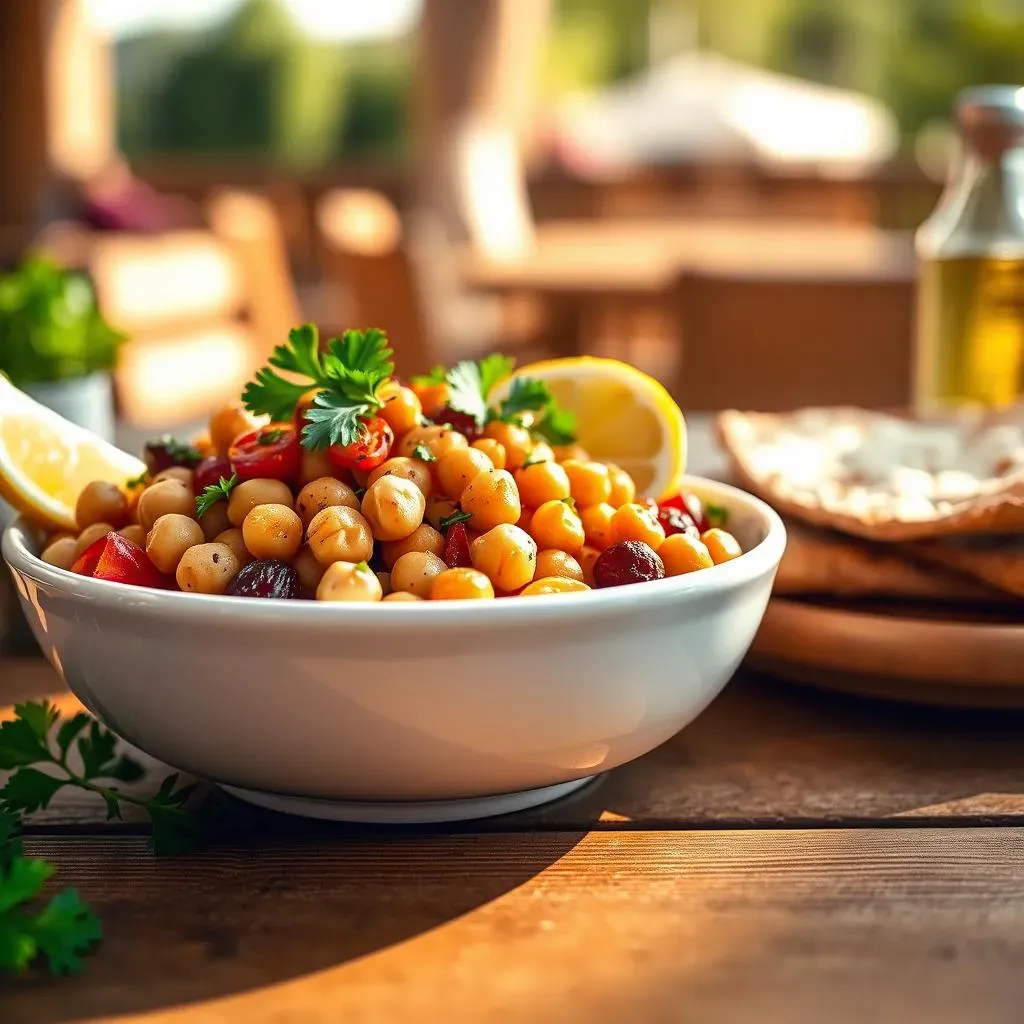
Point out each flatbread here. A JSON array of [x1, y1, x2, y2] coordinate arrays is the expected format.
[[717, 406, 1024, 542], [907, 538, 1024, 599], [777, 520, 1012, 604]]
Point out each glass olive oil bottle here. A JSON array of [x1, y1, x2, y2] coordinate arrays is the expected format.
[[915, 86, 1024, 412]]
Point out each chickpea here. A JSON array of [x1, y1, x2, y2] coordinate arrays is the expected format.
[[611, 503, 666, 550], [210, 404, 259, 456], [380, 524, 445, 568], [307, 506, 373, 567], [472, 438, 506, 470], [366, 457, 432, 498], [411, 380, 448, 418], [514, 461, 570, 508], [397, 424, 467, 460], [117, 525, 147, 548], [242, 504, 303, 560], [460, 469, 521, 532], [145, 514, 204, 574], [214, 528, 251, 567], [383, 591, 422, 602], [41, 536, 78, 570], [607, 465, 636, 508], [430, 567, 495, 600], [176, 542, 241, 594], [297, 447, 335, 488], [528, 441, 555, 464], [376, 571, 392, 596], [377, 382, 423, 436], [361, 476, 426, 541], [198, 501, 232, 541], [577, 545, 600, 587], [296, 477, 360, 529], [391, 551, 447, 599], [425, 495, 459, 531], [227, 478, 293, 527], [74, 522, 114, 558], [469, 523, 538, 591], [316, 560, 383, 603], [137, 480, 195, 533], [75, 481, 129, 531], [562, 460, 612, 507], [553, 442, 590, 463], [660, 534, 715, 576], [292, 544, 325, 593], [534, 549, 585, 583], [520, 577, 591, 596], [579, 502, 616, 551], [436, 447, 493, 499], [529, 499, 585, 554], [151, 467, 195, 491], [701, 528, 742, 565], [483, 421, 532, 471]]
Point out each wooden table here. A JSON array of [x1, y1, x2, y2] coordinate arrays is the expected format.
[[463, 218, 917, 299], [5, 424, 1024, 1023]]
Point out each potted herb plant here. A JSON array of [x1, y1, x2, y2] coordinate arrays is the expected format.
[[0, 254, 124, 440]]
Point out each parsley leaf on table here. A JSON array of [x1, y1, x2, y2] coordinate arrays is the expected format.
[[195, 474, 239, 519]]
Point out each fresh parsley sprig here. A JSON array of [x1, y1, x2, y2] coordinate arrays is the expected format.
[[195, 474, 238, 519], [445, 354, 516, 426], [438, 509, 472, 531], [0, 806, 101, 976], [411, 444, 437, 463], [242, 324, 395, 452]]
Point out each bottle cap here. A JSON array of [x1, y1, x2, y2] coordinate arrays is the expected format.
[[955, 85, 1024, 156]]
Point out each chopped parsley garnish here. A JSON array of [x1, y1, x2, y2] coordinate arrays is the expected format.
[[150, 436, 202, 466], [439, 509, 473, 531], [242, 325, 394, 452], [706, 503, 729, 528], [411, 365, 446, 387], [125, 471, 148, 490], [195, 474, 238, 519], [561, 496, 577, 510], [412, 443, 437, 463], [256, 427, 287, 446]]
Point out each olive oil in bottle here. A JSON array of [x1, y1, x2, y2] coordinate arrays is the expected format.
[[915, 86, 1024, 412]]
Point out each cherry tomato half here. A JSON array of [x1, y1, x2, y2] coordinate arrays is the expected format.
[[72, 533, 172, 589], [327, 416, 394, 474], [195, 455, 233, 493], [229, 424, 301, 482]]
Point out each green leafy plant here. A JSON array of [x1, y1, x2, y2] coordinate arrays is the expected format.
[[0, 702, 222, 976], [0, 255, 124, 387]]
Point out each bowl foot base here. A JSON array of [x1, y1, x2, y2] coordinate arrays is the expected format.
[[220, 775, 596, 824]]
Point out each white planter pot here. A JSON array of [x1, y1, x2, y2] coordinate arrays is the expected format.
[[22, 372, 115, 442]]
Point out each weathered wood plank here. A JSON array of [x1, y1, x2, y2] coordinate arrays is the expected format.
[[5, 659, 1024, 830], [4, 829, 1024, 1024]]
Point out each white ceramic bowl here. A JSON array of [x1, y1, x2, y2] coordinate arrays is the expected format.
[[2, 476, 785, 823]]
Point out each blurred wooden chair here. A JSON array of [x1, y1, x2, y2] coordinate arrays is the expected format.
[[205, 188, 302, 349], [674, 271, 916, 412]]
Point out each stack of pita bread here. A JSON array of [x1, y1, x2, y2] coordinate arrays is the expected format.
[[716, 406, 1024, 611]]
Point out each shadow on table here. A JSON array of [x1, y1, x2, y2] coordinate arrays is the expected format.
[[8, 830, 589, 1023]]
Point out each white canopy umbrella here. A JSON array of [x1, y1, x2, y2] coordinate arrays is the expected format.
[[551, 51, 900, 177]]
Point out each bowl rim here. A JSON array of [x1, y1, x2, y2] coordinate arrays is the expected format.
[[3, 475, 785, 627]]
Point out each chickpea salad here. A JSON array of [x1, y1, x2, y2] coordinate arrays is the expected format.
[[36, 325, 744, 601]]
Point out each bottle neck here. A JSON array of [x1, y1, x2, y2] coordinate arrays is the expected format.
[[919, 139, 1024, 257]]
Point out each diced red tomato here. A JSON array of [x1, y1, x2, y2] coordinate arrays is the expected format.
[[195, 455, 233, 492], [72, 533, 173, 589], [327, 416, 394, 473], [443, 522, 473, 569], [229, 424, 301, 482]]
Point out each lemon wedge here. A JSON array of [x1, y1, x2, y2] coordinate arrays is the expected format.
[[0, 375, 145, 532], [496, 357, 687, 499]]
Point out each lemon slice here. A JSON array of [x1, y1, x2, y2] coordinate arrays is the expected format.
[[495, 357, 687, 498], [0, 375, 145, 532]]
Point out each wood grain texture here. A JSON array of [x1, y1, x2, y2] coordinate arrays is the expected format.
[[4, 829, 1024, 1024], [5, 659, 1024, 831]]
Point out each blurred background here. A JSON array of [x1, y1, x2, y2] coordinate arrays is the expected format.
[[1, 0, 1021, 431]]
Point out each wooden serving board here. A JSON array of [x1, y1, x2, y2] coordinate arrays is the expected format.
[[751, 596, 1024, 709]]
